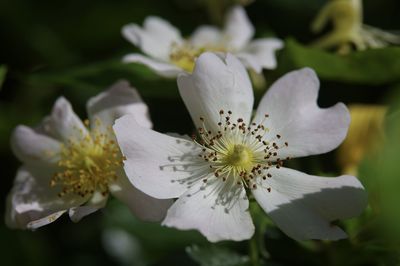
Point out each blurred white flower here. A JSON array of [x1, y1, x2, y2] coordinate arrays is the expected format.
[[102, 228, 144, 266], [114, 53, 367, 242], [6, 81, 172, 229], [122, 6, 283, 77]]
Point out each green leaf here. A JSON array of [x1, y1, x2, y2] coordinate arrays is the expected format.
[[0, 65, 7, 90], [27, 59, 180, 99], [277, 39, 400, 85], [186, 245, 250, 266]]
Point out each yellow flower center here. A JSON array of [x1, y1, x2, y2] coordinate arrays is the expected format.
[[50, 120, 123, 198], [194, 110, 289, 190], [169, 42, 227, 72], [224, 144, 254, 171]]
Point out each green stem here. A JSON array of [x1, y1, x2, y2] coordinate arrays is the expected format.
[[249, 233, 260, 266], [258, 220, 270, 260]]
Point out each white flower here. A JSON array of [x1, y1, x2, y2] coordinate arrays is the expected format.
[[6, 81, 172, 229], [121, 5, 283, 77], [114, 53, 367, 242]]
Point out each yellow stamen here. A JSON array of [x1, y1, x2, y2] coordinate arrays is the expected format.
[[194, 110, 288, 190], [169, 42, 227, 72], [50, 120, 122, 198]]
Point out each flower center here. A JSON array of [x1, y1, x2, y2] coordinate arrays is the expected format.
[[169, 42, 227, 72], [50, 120, 123, 198], [194, 110, 289, 190], [224, 144, 254, 170]]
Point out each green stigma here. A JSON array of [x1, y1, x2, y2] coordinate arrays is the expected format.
[[224, 144, 254, 171]]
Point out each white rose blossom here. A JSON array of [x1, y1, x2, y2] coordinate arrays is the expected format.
[[114, 53, 367, 242], [6, 81, 172, 229], [121, 5, 283, 77]]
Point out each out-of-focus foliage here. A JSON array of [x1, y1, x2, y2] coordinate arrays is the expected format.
[[186, 245, 250, 266], [102, 200, 208, 265], [277, 39, 400, 85], [1, 0, 400, 265], [345, 90, 400, 265], [0, 65, 7, 90]]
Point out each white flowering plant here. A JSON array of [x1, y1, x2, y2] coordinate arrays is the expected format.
[[2, 0, 400, 265]]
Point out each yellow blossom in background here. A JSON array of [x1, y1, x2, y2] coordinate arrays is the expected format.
[[311, 0, 400, 54], [337, 104, 387, 175]]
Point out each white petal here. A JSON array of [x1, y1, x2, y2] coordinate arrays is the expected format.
[[190, 26, 223, 47], [113, 115, 203, 199], [68, 191, 108, 222], [223, 6, 254, 50], [26, 210, 67, 229], [122, 16, 182, 60], [87, 80, 152, 131], [253, 68, 350, 159], [5, 167, 85, 229], [10, 125, 61, 166], [35, 116, 59, 138], [123, 53, 182, 78], [163, 178, 254, 242], [48, 97, 89, 142], [237, 38, 283, 72], [252, 167, 367, 241], [177, 52, 254, 133], [110, 174, 173, 222]]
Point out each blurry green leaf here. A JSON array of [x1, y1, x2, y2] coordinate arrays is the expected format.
[[186, 245, 250, 266], [103, 199, 207, 260], [27, 60, 180, 99], [277, 39, 400, 85], [356, 89, 400, 245], [0, 65, 7, 90]]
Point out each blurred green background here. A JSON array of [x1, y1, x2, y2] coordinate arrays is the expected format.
[[1, 0, 400, 265]]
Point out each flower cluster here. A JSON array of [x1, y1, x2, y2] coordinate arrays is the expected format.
[[6, 5, 368, 244]]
